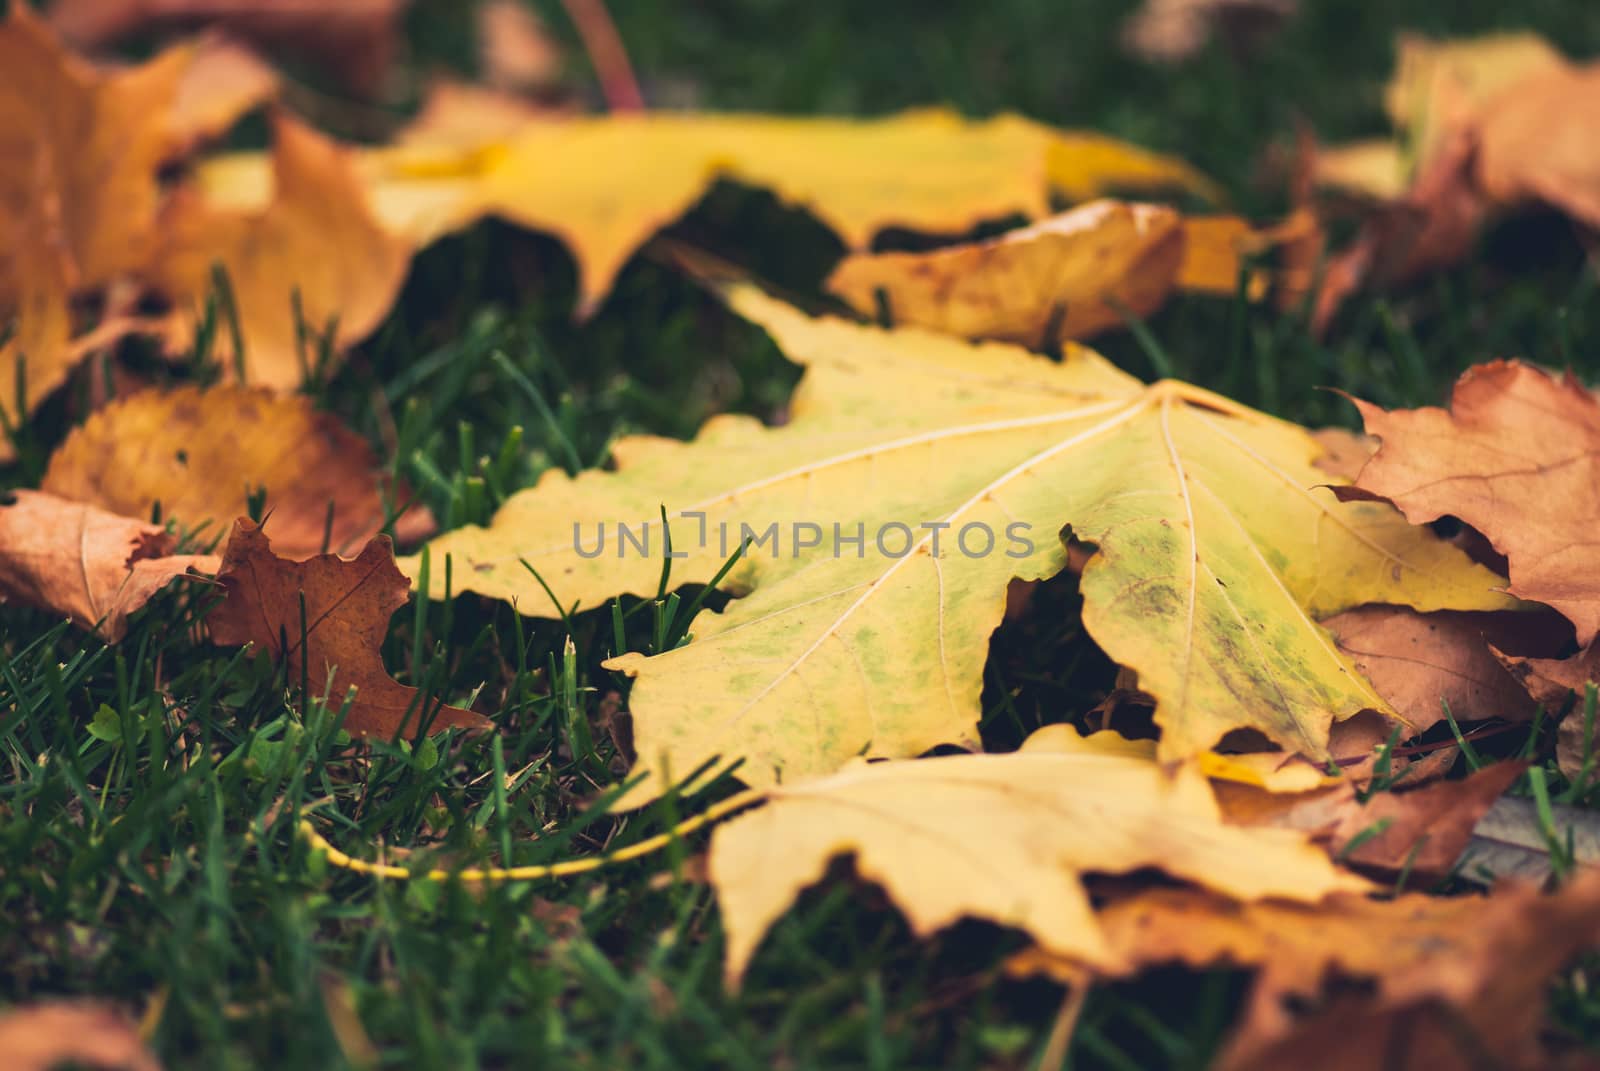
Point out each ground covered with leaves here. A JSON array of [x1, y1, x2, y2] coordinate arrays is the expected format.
[[8, 1, 1600, 1069]]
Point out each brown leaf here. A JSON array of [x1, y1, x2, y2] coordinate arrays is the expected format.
[[1219, 869, 1600, 1071], [0, 999, 162, 1071], [0, 490, 217, 641], [1311, 128, 1492, 334], [1333, 760, 1527, 881], [49, 0, 406, 98], [1323, 607, 1569, 734], [205, 518, 491, 738], [1345, 360, 1600, 644], [1013, 872, 1600, 1071], [148, 114, 413, 390], [43, 385, 433, 560]]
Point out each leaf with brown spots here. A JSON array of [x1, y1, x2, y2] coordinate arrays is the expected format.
[[43, 385, 432, 559], [206, 519, 491, 738]]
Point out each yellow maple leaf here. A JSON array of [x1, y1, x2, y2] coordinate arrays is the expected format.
[[196, 96, 1217, 317], [408, 286, 1509, 805], [709, 727, 1369, 986]]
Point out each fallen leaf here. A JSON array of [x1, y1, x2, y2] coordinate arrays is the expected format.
[[826, 200, 1185, 347], [42, 385, 430, 559], [0, 6, 184, 453], [206, 518, 491, 737], [203, 104, 1218, 316], [1475, 62, 1600, 230], [0, 998, 162, 1071], [1322, 607, 1567, 733], [1012, 872, 1600, 1071], [149, 113, 413, 390], [709, 734, 1368, 986], [1218, 869, 1600, 1071], [165, 34, 278, 154], [411, 285, 1508, 805], [1464, 795, 1600, 884], [1311, 127, 1491, 334], [1383, 32, 1570, 140], [1331, 760, 1526, 882], [1345, 360, 1600, 644], [1309, 33, 1576, 331], [49, 0, 407, 97], [824, 200, 1268, 348], [0, 490, 217, 641]]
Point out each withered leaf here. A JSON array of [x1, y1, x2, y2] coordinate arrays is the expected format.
[[0, 6, 184, 456], [0, 999, 162, 1071], [206, 519, 490, 738], [0, 490, 217, 641], [43, 385, 432, 560], [1217, 869, 1600, 1071], [149, 114, 413, 390], [49, 0, 406, 98], [1345, 360, 1600, 644], [1323, 606, 1568, 733]]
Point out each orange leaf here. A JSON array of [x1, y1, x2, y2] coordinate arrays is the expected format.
[[206, 519, 491, 738], [43, 385, 432, 560], [1344, 360, 1600, 644], [0, 999, 162, 1071], [0, 490, 217, 641], [149, 114, 413, 390]]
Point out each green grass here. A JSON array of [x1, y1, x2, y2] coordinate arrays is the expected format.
[[9, 1, 1600, 1067]]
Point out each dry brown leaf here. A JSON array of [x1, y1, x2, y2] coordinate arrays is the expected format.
[[1323, 607, 1568, 733], [206, 518, 491, 737], [149, 113, 413, 390], [49, 0, 407, 98], [0, 998, 162, 1071], [1013, 873, 1600, 1071], [1332, 760, 1526, 881], [42, 385, 431, 559], [1211, 759, 1525, 883], [0, 490, 217, 641], [1218, 869, 1600, 1071], [1311, 127, 1491, 334], [1344, 361, 1600, 644]]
